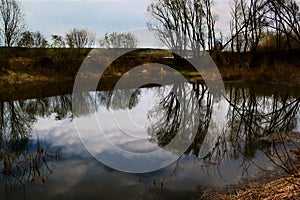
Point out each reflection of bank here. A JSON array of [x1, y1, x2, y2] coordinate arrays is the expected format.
[[98, 88, 141, 111], [146, 83, 215, 158], [1, 82, 300, 191], [0, 137, 61, 188], [73, 41, 224, 173], [86, 82, 300, 173], [0, 96, 69, 188], [147, 82, 206, 156], [223, 86, 300, 173], [146, 83, 300, 171]]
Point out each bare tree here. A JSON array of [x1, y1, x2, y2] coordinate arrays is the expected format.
[[248, 0, 268, 53], [229, 0, 269, 52], [204, 0, 216, 51], [227, 0, 300, 53], [99, 32, 137, 48], [65, 28, 95, 48], [50, 35, 67, 67], [267, 0, 300, 49], [147, 0, 217, 57], [0, 0, 24, 47], [32, 31, 48, 48], [148, 0, 202, 55], [17, 30, 33, 47], [18, 31, 48, 48], [51, 34, 65, 48], [230, 0, 248, 53]]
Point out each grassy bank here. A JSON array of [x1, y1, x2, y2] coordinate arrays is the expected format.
[[0, 70, 74, 86], [1, 47, 300, 199], [0, 47, 89, 86], [1, 47, 300, 87], [215, 50, 300, 86]]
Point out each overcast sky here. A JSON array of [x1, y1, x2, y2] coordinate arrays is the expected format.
[[20, 0, 231, 46]]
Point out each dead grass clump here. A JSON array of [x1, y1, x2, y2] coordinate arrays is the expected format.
[[201, 148, 300, 200], [226, 174, 300, 200]]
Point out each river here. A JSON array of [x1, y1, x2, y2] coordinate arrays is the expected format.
[[0, 81, 299, 200]]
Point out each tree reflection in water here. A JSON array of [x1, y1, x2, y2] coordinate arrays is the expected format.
[[147, 82, 212, 156], [0, 91, 104, 188], [0, 137, 61, 188], [1, 82, 299, 190], [98, 88, 141, 111], [0, 95, 75, 188], [146, 82, 300, 173], [223, 86, 300, 173]]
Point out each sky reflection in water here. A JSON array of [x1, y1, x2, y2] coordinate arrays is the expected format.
[[1, 82, 300, 199]]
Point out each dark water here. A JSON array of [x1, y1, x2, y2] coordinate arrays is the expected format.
[[0, 82, 300, 200]]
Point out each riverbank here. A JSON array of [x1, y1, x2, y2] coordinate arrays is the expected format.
[[1, 48, 300, 87], [1, 55, 300, 199], [228, 174, 300, 199], [219, 62, 300, 86], [0, 70, 74, 86], [201, 148, 300, 200], [1, 65, 300, 88], [201, 171, 300, 199]]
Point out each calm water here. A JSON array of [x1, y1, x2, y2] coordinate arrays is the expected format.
[[0, 82, 300, 200]]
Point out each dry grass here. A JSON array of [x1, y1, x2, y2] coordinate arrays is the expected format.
[[0, 70, 73, 86], [201, 172, 300, 200], [2, 50, 300, 87], [221, 174, 300, 200], [218, 62, 300, 86], [201, 148, 300, 200]]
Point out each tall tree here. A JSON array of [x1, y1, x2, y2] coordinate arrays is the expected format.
[[65, 28, 95, 48], [147, 0, 217, 57], [51, 35, 65, 48], [267, 0, 300, 49], [18, 31, 48, 48], [99, 32, 137, 48], [227, 0, 300, 52], [248, 0, 268, 53], [32, 31, 48, 48], [17, 30, 33, 47], [230, 0, 248, 53], [204, 0, 216, 51], [229, 0, 268, 53], [0, 0, 24, 47]]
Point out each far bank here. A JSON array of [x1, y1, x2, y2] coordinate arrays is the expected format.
[[1, 47, 300, 87]]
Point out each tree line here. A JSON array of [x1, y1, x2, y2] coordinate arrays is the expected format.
[[148, 0, 300, 53], [148, 0, 300, 52], [229, 0, 300, 53], [0, 0, 138, 49], [2, 0, 300, 52], [146, 0, 300, 69], [1, 0, 300, 72]]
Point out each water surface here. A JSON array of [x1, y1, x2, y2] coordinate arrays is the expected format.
[[0, 82, 300, 199]]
